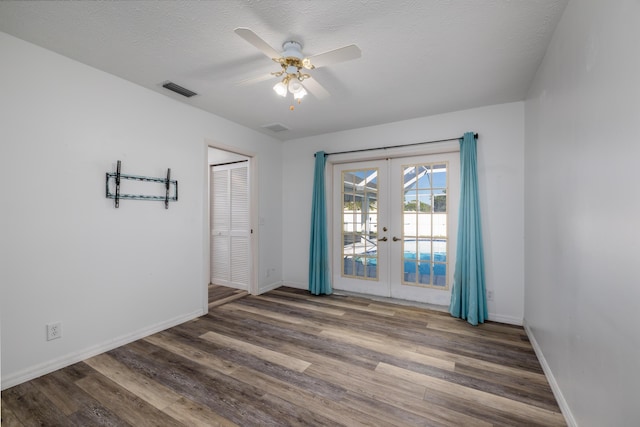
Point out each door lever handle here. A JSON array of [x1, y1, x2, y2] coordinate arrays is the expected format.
[[392, 236, 402, 242], [378, 236, 388, 242]]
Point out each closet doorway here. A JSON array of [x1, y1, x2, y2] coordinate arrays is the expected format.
[[208, 147, 253, 291]]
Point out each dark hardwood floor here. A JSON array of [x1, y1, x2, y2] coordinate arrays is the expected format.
[[2, 286, 565, 426]]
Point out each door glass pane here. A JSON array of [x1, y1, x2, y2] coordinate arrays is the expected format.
[[364, 257, 377, 279], [403, 189, 418, 211], [418, 262, 431, 285], [403, 166, 417, 189], [342, 168, 378, 280], [403, 239, 417, 259], [433, 240, 447, 262], [416, 190, 431, 212], [355, 257, 365, 277], [404, 260, 416, 283], [433, 263, 446, 286], [418, 238, 432, 261], [416, 214, 431, 237], [432, 164, 447, 188], [344, 256, 354, 276], [416, 165, 431, 188], [433, 192, 446, 213], [400, 162, 449, 289], [433, 214, 447, 238]]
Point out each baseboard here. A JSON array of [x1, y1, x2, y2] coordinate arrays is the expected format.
[[524, 320, 577, 427], [257, 280, 283, 295], [488, 312, 523, 326], [1, 308, 205, 390], [281, 281, 307, 290]]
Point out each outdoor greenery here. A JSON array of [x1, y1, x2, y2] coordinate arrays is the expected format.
[[344, 200, 377, 211], [404, 200, 431, 212]]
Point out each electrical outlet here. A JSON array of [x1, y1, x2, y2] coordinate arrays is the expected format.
[[487, 290, 494, 301], [47, 322, 62, 341]]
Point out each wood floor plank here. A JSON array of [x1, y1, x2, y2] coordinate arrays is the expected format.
[[1, 382, 77, 426], [319, 327, 456, 371], [221, 301, 312, 325], [254, 294, 347, 316], [376, 362, 566, 426], [83, 353, 182, 410], [1, 285, 565, 426], [0, 400, 26, 427], [37, 364, 130, 427], [144, 331, 238, 375], [162, 397, 239, 427], [75, 373, 184, 427], [426, 320, 534, 349], [303, 296, 398, 315], [200, 330, 312, 373], [108, 341, 298, 426], [413, 343, 549, 383]]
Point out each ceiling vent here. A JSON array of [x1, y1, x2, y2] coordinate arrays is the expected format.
[[161, 81, 198, 98], [262, 123, 290, 133]]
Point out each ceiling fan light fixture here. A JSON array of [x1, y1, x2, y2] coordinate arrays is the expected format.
[[293, 87, 307, 100], [273, 81, 287, 97], [288, 78, 304, 94]]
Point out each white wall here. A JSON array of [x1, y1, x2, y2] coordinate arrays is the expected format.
[[524, 1, 640, 425], [283, 102, 525, 324], [0, 32, 283, 388]]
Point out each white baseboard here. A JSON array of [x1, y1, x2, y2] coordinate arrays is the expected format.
[[488, 312, 523, 326], [523, 320, 577, 427], [257, 280, 283, 295], [1, 308, 205, 390], [281, 281, 307, 290]]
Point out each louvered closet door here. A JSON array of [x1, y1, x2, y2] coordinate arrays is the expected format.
[[210, 163, 250, 290]]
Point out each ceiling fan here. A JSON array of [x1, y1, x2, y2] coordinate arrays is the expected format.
[[234, 28, 361, 108]]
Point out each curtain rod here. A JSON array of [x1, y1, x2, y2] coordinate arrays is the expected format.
[[315, 133, 478, 157]]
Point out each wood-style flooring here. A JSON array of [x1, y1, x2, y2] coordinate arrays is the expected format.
[[1, 285, 565, 426]]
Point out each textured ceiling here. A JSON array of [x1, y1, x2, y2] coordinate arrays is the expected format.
[[0, 0, 568, 141]]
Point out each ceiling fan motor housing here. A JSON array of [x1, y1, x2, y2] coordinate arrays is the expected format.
[[281, 41, 305, 74], [282, 41, 303, 59]]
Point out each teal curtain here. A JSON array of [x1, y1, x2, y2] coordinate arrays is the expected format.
[[309, 151, 332, 295], [450, 132, 487, 325]]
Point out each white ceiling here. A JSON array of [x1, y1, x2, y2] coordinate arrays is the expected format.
[[0, 0, 568, 141]]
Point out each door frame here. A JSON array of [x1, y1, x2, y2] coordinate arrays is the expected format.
[[326, 140, 460, 302], [203, 141, 259, 314]]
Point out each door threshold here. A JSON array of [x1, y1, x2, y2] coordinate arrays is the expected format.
[[332, 290, 449, 313]]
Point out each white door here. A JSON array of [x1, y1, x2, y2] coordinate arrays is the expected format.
[[210, 162, 250, 290], [333, 153, 459, 305]]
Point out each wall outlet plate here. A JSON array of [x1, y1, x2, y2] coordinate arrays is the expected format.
[[47, 322, 62, 341]]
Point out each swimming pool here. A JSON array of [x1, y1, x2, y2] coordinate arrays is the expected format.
[[343, 239, 447, 286]]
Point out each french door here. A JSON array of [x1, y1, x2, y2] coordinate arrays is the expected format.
[[332, 153, 459, 305]]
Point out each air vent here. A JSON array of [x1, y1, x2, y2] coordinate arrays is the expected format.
[[262, 123, 290, 133], [161, 81, 198, 98]]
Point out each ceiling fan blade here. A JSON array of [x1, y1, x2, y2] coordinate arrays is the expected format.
[[303, 77, 330, 100], [307, 44, 361, 69], [235, 73, 274, 87], [234, 27, 281, 59]]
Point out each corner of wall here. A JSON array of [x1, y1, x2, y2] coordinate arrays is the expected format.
[[523, 319, 577, 427]]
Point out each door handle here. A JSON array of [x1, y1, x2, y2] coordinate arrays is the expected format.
[[378, 236, 388, 242], [392, 236, 402, 242]]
